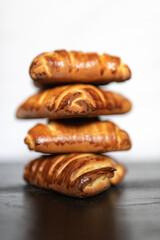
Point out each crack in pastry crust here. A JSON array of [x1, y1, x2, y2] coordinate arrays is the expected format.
[[29, 50, 131, 86], [16, 84, 132, 119], [24, 154, 126, 198]]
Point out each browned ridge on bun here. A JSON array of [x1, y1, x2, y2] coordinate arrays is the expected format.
[[24, 119, 131, 154], [16, 84, 132, 119], [24, 154, 126, 198], [29, 50, 131, 87]]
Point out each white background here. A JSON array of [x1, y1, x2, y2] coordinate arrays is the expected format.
[[0, 0, 160, 162]]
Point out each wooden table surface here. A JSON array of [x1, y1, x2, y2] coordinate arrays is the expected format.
[[0, 162, 160, 240]]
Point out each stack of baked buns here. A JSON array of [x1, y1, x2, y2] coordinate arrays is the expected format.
[[16, 50, 132, 198]]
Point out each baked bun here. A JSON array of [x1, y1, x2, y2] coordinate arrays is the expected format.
[[24, 154, 126, 198], [29, 50, 131, 87], [24, 119, 131, 153], [16, 84, 132, 119]]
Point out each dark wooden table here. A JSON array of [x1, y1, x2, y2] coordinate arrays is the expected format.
[[0, 162, 160, 240]]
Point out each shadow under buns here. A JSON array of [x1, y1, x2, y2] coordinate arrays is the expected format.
[[24, 154, 126, 198], [24, 119, 131, 154], [29, 50, 131, 87], [16, 84, 132, 119]]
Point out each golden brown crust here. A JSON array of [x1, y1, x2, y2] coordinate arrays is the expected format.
[[29, 50, 131, 86], [23, 154, 126, 198], [16, 84, 132, 119], [110, 160, 126, 186], [24, 119, 131, 153]]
